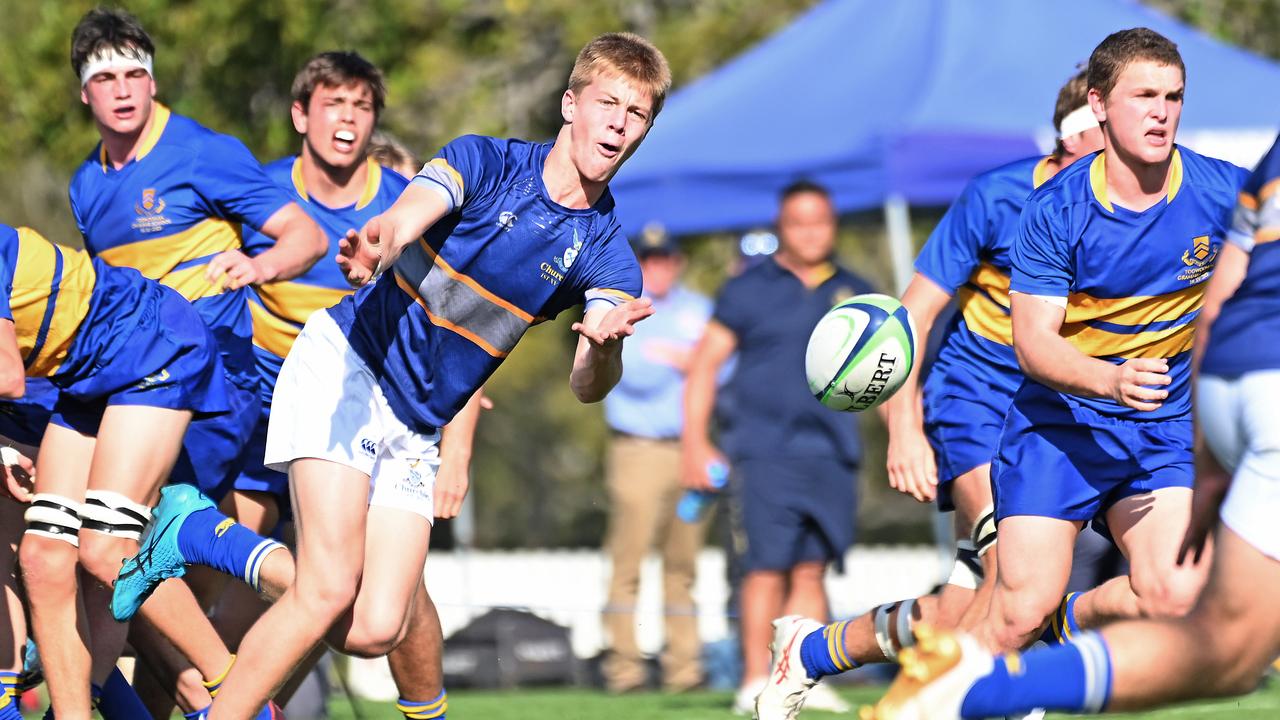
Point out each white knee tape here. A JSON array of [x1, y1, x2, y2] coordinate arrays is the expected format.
[[971, 504, 997, 557], [947, 540, 984, 589], [896, 598, 917, 649], [873, 603, 898, 662], [24, 494, 83, 547], [80, 490, 151, 541]]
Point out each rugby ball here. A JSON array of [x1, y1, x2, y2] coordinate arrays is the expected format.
[[805, 294, 917, 412]]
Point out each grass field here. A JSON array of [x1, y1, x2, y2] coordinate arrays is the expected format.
[[326, 681, 1280, 719]]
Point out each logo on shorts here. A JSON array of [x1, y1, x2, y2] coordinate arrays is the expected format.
[[1177, 235, 1217, 284], [359, 438, 377, 457], [132, 188, 172, 234], [396, 459, 431, 502], [135, 368, 170, 390]]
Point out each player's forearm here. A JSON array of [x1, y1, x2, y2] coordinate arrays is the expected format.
[[379, 184, 451, 272], [880, 273, 948, 426], [0, 324, 26, 399], [680, 354, 719, 447], [569, 344, 623, 403], [439, 390, 483, 466], [254, 211, 327, 282], [1016, 330, 1117, 399]]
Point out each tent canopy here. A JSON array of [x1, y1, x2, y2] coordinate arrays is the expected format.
[[611, 0, 1280, 237]]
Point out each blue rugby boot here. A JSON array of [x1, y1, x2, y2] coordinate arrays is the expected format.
[[111, 483, 213, 621]]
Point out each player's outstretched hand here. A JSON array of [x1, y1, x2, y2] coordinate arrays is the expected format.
[[206, 249, 267, 290], [886, 424, 937, 503], [571, 298, 655, 350], [1, 446, 35, 503], [337, 217, 385, 288], [1111, 357, 1171, 412]]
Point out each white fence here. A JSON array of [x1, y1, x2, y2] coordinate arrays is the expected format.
[[347, 545, 941, 699]]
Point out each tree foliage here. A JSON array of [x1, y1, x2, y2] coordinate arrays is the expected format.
[[0, 0, 1275, 547]]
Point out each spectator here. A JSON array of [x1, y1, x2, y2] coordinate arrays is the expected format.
[[602, 226, 712, 693], [683, 180, 873, 714]]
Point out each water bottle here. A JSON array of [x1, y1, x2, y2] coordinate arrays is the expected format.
[[677, 461, 729, 523]]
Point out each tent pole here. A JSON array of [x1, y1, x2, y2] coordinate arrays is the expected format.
[[884, 194, 914, 295]]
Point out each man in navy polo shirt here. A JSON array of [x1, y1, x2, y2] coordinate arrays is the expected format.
[[683, 180, 873, 714]]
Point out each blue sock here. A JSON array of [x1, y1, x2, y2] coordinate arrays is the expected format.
[[177, 508, 283, 591], [185, 709, 206, 720], [398, 690, 447, 719], [1038, 592, 1082, 646], [959, 631, 1113, 719], [92, 667, 152, 720], [799, 621, 857, 679], [0, 675, 20, 720]]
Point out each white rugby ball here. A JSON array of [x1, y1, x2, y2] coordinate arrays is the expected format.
[[805, 293, 917, 412]]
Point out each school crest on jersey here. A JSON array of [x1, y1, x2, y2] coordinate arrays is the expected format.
[[1177, 235, 1217, 284], [132, 187, 172, 234], [554, 226, 584, 274]]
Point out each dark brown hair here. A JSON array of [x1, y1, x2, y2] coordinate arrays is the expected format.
[[71, 7, 155, 78], [1087, 28, 1184, 100], [291, 51, 387, 116]]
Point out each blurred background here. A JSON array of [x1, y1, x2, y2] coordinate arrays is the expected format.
[[1, 0, 1278, 580]]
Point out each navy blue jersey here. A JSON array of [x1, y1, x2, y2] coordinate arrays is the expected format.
[[713, 258, 874, 466], [331, 135, 641, 432]]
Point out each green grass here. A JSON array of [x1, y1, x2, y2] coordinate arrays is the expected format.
[[325, 681, 1280, 719]]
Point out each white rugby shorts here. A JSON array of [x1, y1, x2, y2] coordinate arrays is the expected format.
[[265, 310, 441, 522], [1197, 370, 1280, 561]]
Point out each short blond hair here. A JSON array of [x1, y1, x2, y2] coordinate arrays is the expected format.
[[367, 131, 420, 177], [568, 33, 671, 120]]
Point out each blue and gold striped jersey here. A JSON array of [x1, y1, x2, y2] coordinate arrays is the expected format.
[[243, 156, 408, 399], [330, 135, 642, 432], [68, 104, 293, 390], [1013, 146, 1246, 420], [916, 155, 1054, 395], [1202, 134, 1280, 378], [0, 223, 159, 382]]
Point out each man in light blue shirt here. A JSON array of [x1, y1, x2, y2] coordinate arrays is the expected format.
[[602, 227, 712, 693]]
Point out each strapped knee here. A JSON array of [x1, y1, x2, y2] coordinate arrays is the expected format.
[[24, 494, 83, 547], [971, 504, 997, 557], [947, 540, 984, 589], [79, 490, 151, 541]]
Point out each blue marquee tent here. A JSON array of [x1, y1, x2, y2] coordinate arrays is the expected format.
[[611, 0, 1280, 245]]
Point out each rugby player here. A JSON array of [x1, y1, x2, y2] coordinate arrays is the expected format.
[[114, 32, 670, 719], [861, 26, 1249, 720], [756, 69, 1106, 719]]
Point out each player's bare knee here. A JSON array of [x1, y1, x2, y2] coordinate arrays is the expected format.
[[76, 534, 131, 586], [1131, 573, 1199, 619], [998, 589, 1058, 642], [343, 615, 405, 657], [18, 537, 79, 595], [295, 573, 359, 622]]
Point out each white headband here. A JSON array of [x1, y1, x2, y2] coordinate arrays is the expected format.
[[79, 46, 153, 87], [1058, 104, 1099, 139]]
